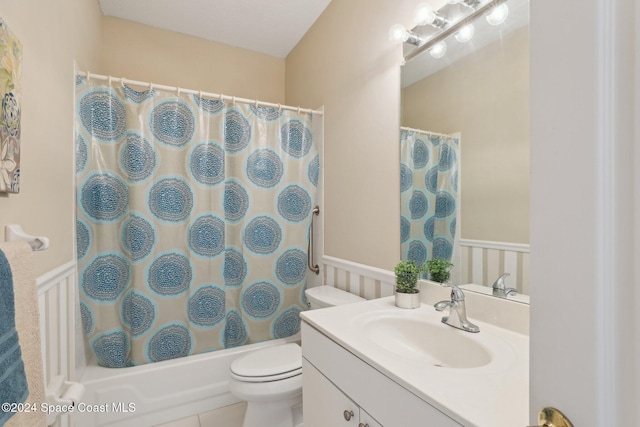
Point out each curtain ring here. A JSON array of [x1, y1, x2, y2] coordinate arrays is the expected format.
[[86, 71, 91, 81], [199, 90, 203, 99], [121, 77, 126, 88], [232, 96, 236, 106], [176, 87, 181, 96], [254, 99, 259, 107], [220, 93, 224, 101], [108, 75, 113, 85], [297, 106, 301, 114], [277, 104, 282, 112], [149, 82, 154, 91]]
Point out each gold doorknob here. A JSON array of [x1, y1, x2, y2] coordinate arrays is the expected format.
[[527, 407, 573, 427]]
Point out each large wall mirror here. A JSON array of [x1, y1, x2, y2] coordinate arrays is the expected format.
[[400, 0, 530, 302]]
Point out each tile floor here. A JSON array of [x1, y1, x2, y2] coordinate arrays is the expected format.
[[155, 402, 246, 427]]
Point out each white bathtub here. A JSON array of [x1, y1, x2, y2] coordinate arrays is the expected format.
[[76, 335, 299, 427]]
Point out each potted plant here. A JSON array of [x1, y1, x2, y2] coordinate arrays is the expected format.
[[394, 260, 422, 309], [426, 258, 454, 284]]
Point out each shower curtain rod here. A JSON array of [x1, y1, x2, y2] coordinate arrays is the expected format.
[[401, 126, 453, 138], [78, 71, 324, 116]]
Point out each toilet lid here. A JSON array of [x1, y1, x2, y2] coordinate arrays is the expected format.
[[230, 343, 302, 380]]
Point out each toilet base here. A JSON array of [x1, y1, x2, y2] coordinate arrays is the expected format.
[[242, 394, 302, 427]]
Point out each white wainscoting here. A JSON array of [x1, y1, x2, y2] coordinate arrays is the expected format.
[[37, 261, 77, 427], [459, 239, 530, 295], [322, 256, 395, 299]]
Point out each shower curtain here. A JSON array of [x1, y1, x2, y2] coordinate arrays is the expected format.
[[75, 76, 319, 367], [400, 129, 458, 265]]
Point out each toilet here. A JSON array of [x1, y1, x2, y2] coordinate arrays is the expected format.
[[229, 286, 365, 427]]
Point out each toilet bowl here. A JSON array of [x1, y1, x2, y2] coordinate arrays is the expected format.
[[229, 286, 365, 427]]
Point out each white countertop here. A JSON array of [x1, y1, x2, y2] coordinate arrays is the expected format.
[[301, 296, 529, 427]]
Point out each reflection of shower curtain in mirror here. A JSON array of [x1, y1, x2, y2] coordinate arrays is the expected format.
[[400, 129, 458, 266], [75, 76, 318, 367]]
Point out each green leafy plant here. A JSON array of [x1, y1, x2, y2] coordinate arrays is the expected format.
[[426, 258, 454, 283], [394, 260, 421, 294]]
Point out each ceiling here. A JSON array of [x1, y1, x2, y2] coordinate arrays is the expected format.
[[98, 0, 333, 58]]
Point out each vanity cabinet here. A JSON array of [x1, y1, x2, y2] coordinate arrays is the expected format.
[[301, 322, 461, 427], [303, 358, 382, 427]]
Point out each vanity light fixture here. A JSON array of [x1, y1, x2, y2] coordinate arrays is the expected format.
[[388, 24, 423, 46], [454, 24, 475, 43], [429, 41, 448, 58], [485, 3, 509, 25], [397, 0, 510, 62], [414, 3, 448, 28]]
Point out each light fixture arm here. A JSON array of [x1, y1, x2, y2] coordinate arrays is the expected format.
[[404, 0, 508, 62]]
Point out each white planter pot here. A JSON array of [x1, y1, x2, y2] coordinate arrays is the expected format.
[[395, 291, 421, 309]]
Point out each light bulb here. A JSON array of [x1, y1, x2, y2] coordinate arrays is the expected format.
[[414, 3, 436, 26], [454, 24, 475, 43], [389, 24, 409, 43], [486, 3, 509, 25], [429, 41, 447, 58]]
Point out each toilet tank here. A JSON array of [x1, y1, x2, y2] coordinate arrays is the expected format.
[[304, 286, 365, 309]]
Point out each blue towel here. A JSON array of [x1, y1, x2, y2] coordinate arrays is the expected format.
[[0, 248, 29, 427]]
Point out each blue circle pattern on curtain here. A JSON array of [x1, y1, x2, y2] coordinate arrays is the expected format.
[[91, 330, 130, 368], [308, 155, 319, 187], [147, 323, 192, 363], [81, 174, 129, 222], [82, 253, 131, 302], [76, 219, 91, 260], [189, 142, 224, 186], [407, 240, 428, 266], [280, 119, 312, 158], [223, 248, 248, 287], [409, 190, 428, 219], [273, 307, 302, 339], [188, 285, 226, 327], [80, 302, 94, 335], [223, 181, 249, 221], [276, 249, 307, 286], [224, 309, 248, 348], [244, 216, 282, 254], [188, 215, 225, 257], [123, 86, 156, 104], [150, 101, 195, 148], [79, 90, 126, 142], [424, 216, 435, 242], [425, 166, 439, 194], [224, 110, 251, 152], [148, 177, 194, 222], [277, 185, 312, 222], [120, 133, 157, 182], [400, 164, 413, 193], [413, 139, 429, 169], [242, 281, 281, 319], [76, 134, 88, 173], [148, 252, 193, 296], [435, 191, 456, 219], [400, 216, 410, 244], [121, 214, 156, 262], [246, 148, 283, 188], [193, 95, 224, 114], [121, 290, 156, 336], [249, 105, 284, 121], [433, 237, 454, 260]]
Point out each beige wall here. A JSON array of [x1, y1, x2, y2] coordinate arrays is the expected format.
[[402, 26, 530, 244], [0, 0, 102, 275], [100, 17, 285, 104], [286, 0, 439, 271]]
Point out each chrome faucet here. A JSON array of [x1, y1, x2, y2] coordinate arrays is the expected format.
[[434, 284, 479, 333], [492, 273, 517, 298]]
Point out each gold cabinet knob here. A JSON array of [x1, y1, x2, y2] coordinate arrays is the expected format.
[[527, 407, 573, 427]]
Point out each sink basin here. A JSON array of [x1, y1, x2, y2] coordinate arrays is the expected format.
[[359, 314, 492, 369]]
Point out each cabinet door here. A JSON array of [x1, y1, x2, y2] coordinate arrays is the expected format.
[[303, 358, 359, 427], [359, 408, 383, 427]]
